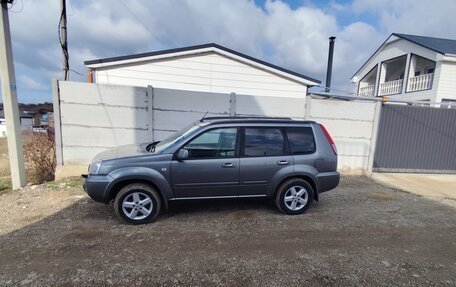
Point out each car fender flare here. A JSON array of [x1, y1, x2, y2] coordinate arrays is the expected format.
[[269, 167, 320, 201], [105, 167, 173, 208]]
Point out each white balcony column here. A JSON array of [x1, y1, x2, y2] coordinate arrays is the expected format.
[[402, 53, 411, 94], [373, 63, 382, 97]]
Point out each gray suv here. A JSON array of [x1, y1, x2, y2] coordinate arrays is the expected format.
[[83, 117, 339, 224]]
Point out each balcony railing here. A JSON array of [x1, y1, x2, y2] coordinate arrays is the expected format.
[[408, 73, 433, 92], [379, 79, 403, 96], [359, 85, 375, 97]]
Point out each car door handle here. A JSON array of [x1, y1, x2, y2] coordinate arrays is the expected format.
[[277, 160, 288, 165], [222, 162, 235, 168]]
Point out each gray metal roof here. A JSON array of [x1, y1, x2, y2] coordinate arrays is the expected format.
[[393, 33, 456, 55]]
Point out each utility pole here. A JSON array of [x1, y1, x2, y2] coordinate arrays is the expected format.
[[0, 1, 27, 189], [60, 0, 69, 80]]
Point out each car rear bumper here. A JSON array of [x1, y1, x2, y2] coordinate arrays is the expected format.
[[83, 175, 112, 203], [316, 171, 340, 193]]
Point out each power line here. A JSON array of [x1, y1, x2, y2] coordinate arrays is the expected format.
[[117, 0, 153, 35], [69, 68, 91, 76]]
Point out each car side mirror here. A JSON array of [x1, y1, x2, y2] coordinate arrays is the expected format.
[[176, 149, 189, 161]]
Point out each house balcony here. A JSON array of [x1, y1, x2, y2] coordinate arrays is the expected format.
[[359, 85, 375, 97], [407, 73, 433, 92], [379, 79, 403, 96]]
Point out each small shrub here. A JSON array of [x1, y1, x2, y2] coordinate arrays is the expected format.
[[23, 132, 56, 184], [0, 138, 10, 178], [0, 177, 11, 194]]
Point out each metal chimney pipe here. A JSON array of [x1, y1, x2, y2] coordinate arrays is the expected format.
[[325, 36, 336, 92]]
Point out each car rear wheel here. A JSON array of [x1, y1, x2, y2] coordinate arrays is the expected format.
[[114, 184, 161, 224], [275, 179, 313, 215]]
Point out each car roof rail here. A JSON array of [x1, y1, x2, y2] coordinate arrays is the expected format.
[[200, 116, 293, 122]]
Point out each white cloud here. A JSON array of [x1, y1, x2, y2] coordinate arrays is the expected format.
[[3, 0, 456, 102], [19, 75, 46, 90]]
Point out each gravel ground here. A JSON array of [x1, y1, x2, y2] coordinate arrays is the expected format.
[[0, 176, 455, 286]]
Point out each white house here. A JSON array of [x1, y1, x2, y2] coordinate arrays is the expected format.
[[351, 33, 456, 106], [84, 43, 320, 98], [0, 110, 34, 137]]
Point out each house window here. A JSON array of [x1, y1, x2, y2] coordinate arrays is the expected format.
[[441, 99, 456, 109]]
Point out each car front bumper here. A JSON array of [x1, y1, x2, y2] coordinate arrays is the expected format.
[[82, 174, 113, 203]]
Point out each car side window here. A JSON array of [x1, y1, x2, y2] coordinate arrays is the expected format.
[[183, 128, 237, 159], [285, 127, 316, 154], [244, 128, 285, 157]]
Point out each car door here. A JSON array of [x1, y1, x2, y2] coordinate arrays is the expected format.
[[171, 127, 240, 198], [239, 127, 293, 196]]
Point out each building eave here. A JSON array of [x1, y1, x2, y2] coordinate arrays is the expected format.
[[85, 43, 321, 86]]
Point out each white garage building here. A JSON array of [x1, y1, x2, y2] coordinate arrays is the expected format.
[[84, 43, 320, 98]]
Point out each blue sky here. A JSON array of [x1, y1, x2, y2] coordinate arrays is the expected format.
[[2, 0, 456, 103]]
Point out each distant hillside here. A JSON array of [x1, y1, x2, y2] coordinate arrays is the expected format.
[[0, 102, 53, 114]]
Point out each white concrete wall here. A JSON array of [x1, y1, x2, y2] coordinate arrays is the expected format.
[[55, 81, 307, 165], [55, 81, 378, 175], [94, 52, 308, 99], [306, 97, 377, 172], [57, 81, 151, 165]]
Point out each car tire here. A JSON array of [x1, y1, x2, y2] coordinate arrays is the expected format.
[[114, 183, 161, 225], [275, 178, 314, 215]]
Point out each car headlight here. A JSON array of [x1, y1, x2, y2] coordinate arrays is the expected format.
[[89, 160, 102, 175]]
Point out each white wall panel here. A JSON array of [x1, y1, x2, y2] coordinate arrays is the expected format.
[[153, 88, 230, 114], [59, 81, 147, 107], [153, 110, 221, 132], [60, 103, 148, 129], [236, 95, 306, 118], [62, 125, 149, 148], [309, 100, 375, 121]]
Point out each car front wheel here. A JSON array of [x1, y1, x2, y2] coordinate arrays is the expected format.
[[114, 183, 161, 224], [275, 179, 313, 215]]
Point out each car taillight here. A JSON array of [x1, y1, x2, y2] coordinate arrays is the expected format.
[[319, 124, 337, 155]]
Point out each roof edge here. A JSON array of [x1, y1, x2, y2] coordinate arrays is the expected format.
[[350, 34, 394, 80], [85, 43, 321, 85], [351, 33, 452, 80], [392, 33, 446, 55]]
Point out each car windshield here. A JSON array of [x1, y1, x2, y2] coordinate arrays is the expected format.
[[153, 122, 204, 153]]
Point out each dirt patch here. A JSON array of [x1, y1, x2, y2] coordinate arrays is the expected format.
[[365, 191, 398, 201], [226, 209, 258, 220], [0, 176, 455, 286], [60, 225, 104, 241]]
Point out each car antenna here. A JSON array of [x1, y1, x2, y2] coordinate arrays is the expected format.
[[200, 111, 209, 122]]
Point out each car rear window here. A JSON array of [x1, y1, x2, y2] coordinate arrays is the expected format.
[[285, 127, 316, 154], [244, 128, 285, 157]]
